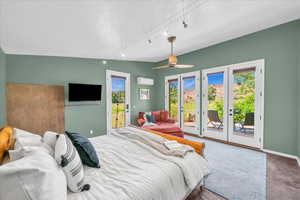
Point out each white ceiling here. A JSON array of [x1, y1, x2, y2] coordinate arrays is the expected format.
[[0, 0, 300, 62]]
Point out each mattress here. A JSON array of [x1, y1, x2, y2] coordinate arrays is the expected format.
[[68, 128, 209, 200]]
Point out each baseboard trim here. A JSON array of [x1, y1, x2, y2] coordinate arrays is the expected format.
[[185, 132, 262, 152], [263, 149, 300, 166]]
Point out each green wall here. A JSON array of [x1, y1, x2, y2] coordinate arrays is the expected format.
[[298, 22, 300, 158], [0, 48, 6, 127], [154, 20, 300, 156], [6, 55, 156, 137], [4, 19, 300, 157]]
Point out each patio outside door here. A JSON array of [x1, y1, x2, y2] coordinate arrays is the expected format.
[[106, 70, 130, 133], [165, 71, 200, 134], [202, 60, 264, 148]]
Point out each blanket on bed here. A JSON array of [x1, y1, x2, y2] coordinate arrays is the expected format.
[[111, 127, 209, 191], [68, 130, 209, 200], [113, 127, 194, 157]]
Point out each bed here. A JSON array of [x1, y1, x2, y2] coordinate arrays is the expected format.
[[0, 126, 209, 200]]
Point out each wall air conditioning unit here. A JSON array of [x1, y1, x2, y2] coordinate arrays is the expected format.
[[137, 77, 154, 86]]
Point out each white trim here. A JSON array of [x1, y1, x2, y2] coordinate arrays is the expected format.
[[201, 59, 265, 149], [165, 71, 201, 134], [165, 75, 180, 123], [263, 149, 300, 166], [228, 59, 264, 149], [202, 66, 229, 140], [180, 71, 201, 134], [106, 70, 131, 134]]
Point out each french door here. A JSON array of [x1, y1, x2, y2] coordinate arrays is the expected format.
[[202, 59, 264, 148], [106, 70, 130, 133], [165, 71, 200, 134]]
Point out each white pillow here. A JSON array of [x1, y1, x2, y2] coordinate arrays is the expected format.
[[14, 128, 43, 150], [0, 151, 67, 200], [43, 131, 59, 149], [13, 128, 54, 157], [55, 134, 85, 193]]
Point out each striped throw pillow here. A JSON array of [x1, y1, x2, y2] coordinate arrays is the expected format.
[[55, 134, 85, 193]]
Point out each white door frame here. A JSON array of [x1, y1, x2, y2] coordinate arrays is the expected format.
[[228, 59, 265, 148], [165, 71, 201, 134], [201, 59, 264, 149], [165, 75, 181, 123], [202, 66, 230, 140], [180, 71, 201, 134], [106, 70, 131, 134]]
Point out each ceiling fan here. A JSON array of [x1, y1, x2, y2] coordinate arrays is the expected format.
[[152, 36, 194, 70]]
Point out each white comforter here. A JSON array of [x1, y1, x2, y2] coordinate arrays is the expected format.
[[68, 127, 209, 200]]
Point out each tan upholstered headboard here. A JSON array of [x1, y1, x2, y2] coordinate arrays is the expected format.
[[6, 83, 65, 136]]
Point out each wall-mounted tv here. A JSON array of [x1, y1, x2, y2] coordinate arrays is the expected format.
[[69, 83, 102, 102]]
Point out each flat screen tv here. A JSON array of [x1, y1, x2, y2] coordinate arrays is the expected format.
[[69, 83, 102, 102]]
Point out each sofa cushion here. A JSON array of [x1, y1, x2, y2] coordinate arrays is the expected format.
[[138, 112, 145, 119], [137, 118, 145, 126], [160, 110, 169, 122], [152, 111, 161, 122], [144, 122, 181, 133]]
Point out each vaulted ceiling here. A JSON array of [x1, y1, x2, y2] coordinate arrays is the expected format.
[[1, 0, 300, 62]]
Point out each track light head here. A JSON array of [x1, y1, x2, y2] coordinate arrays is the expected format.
[[183, 21, 188, 28]]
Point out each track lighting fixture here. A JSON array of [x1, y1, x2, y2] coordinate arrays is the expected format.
[[183, 20, 188, 28]]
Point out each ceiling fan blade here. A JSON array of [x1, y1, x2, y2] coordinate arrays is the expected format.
[[174, 64, 194, 69], [152, 65, 170, 70]]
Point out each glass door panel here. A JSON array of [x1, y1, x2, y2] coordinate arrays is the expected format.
[[165, 72, 200, 134], [183, 77, 196, 127], [180, 72, 200, 134], [168, 79, 179, 122], [202, 60, 264, 148], [228, 63, 263, 148], [111, 77, 126, 128], [232, 67, 255, 137], [106, 70, 130, 133], [202, 68, 228, 140]]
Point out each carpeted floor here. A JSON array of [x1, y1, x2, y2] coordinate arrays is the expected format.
[[185, 135, 267, 200], [267, 154, 300, 200]]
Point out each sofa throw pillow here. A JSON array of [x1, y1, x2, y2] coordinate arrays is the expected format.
[[145, 114, 153, 123], [152, 111, 161, 122], [65, 131, 100, 168], [160, 110, 169, 122], [137, 118, 145, 126], [0, 127, 15, 165], [150, 114, 156, 123], [55, 134, 87, 193]]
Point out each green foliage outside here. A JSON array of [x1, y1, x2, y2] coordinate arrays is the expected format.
[[169, 81, 178, 120], [112, 91, 125, 128]]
